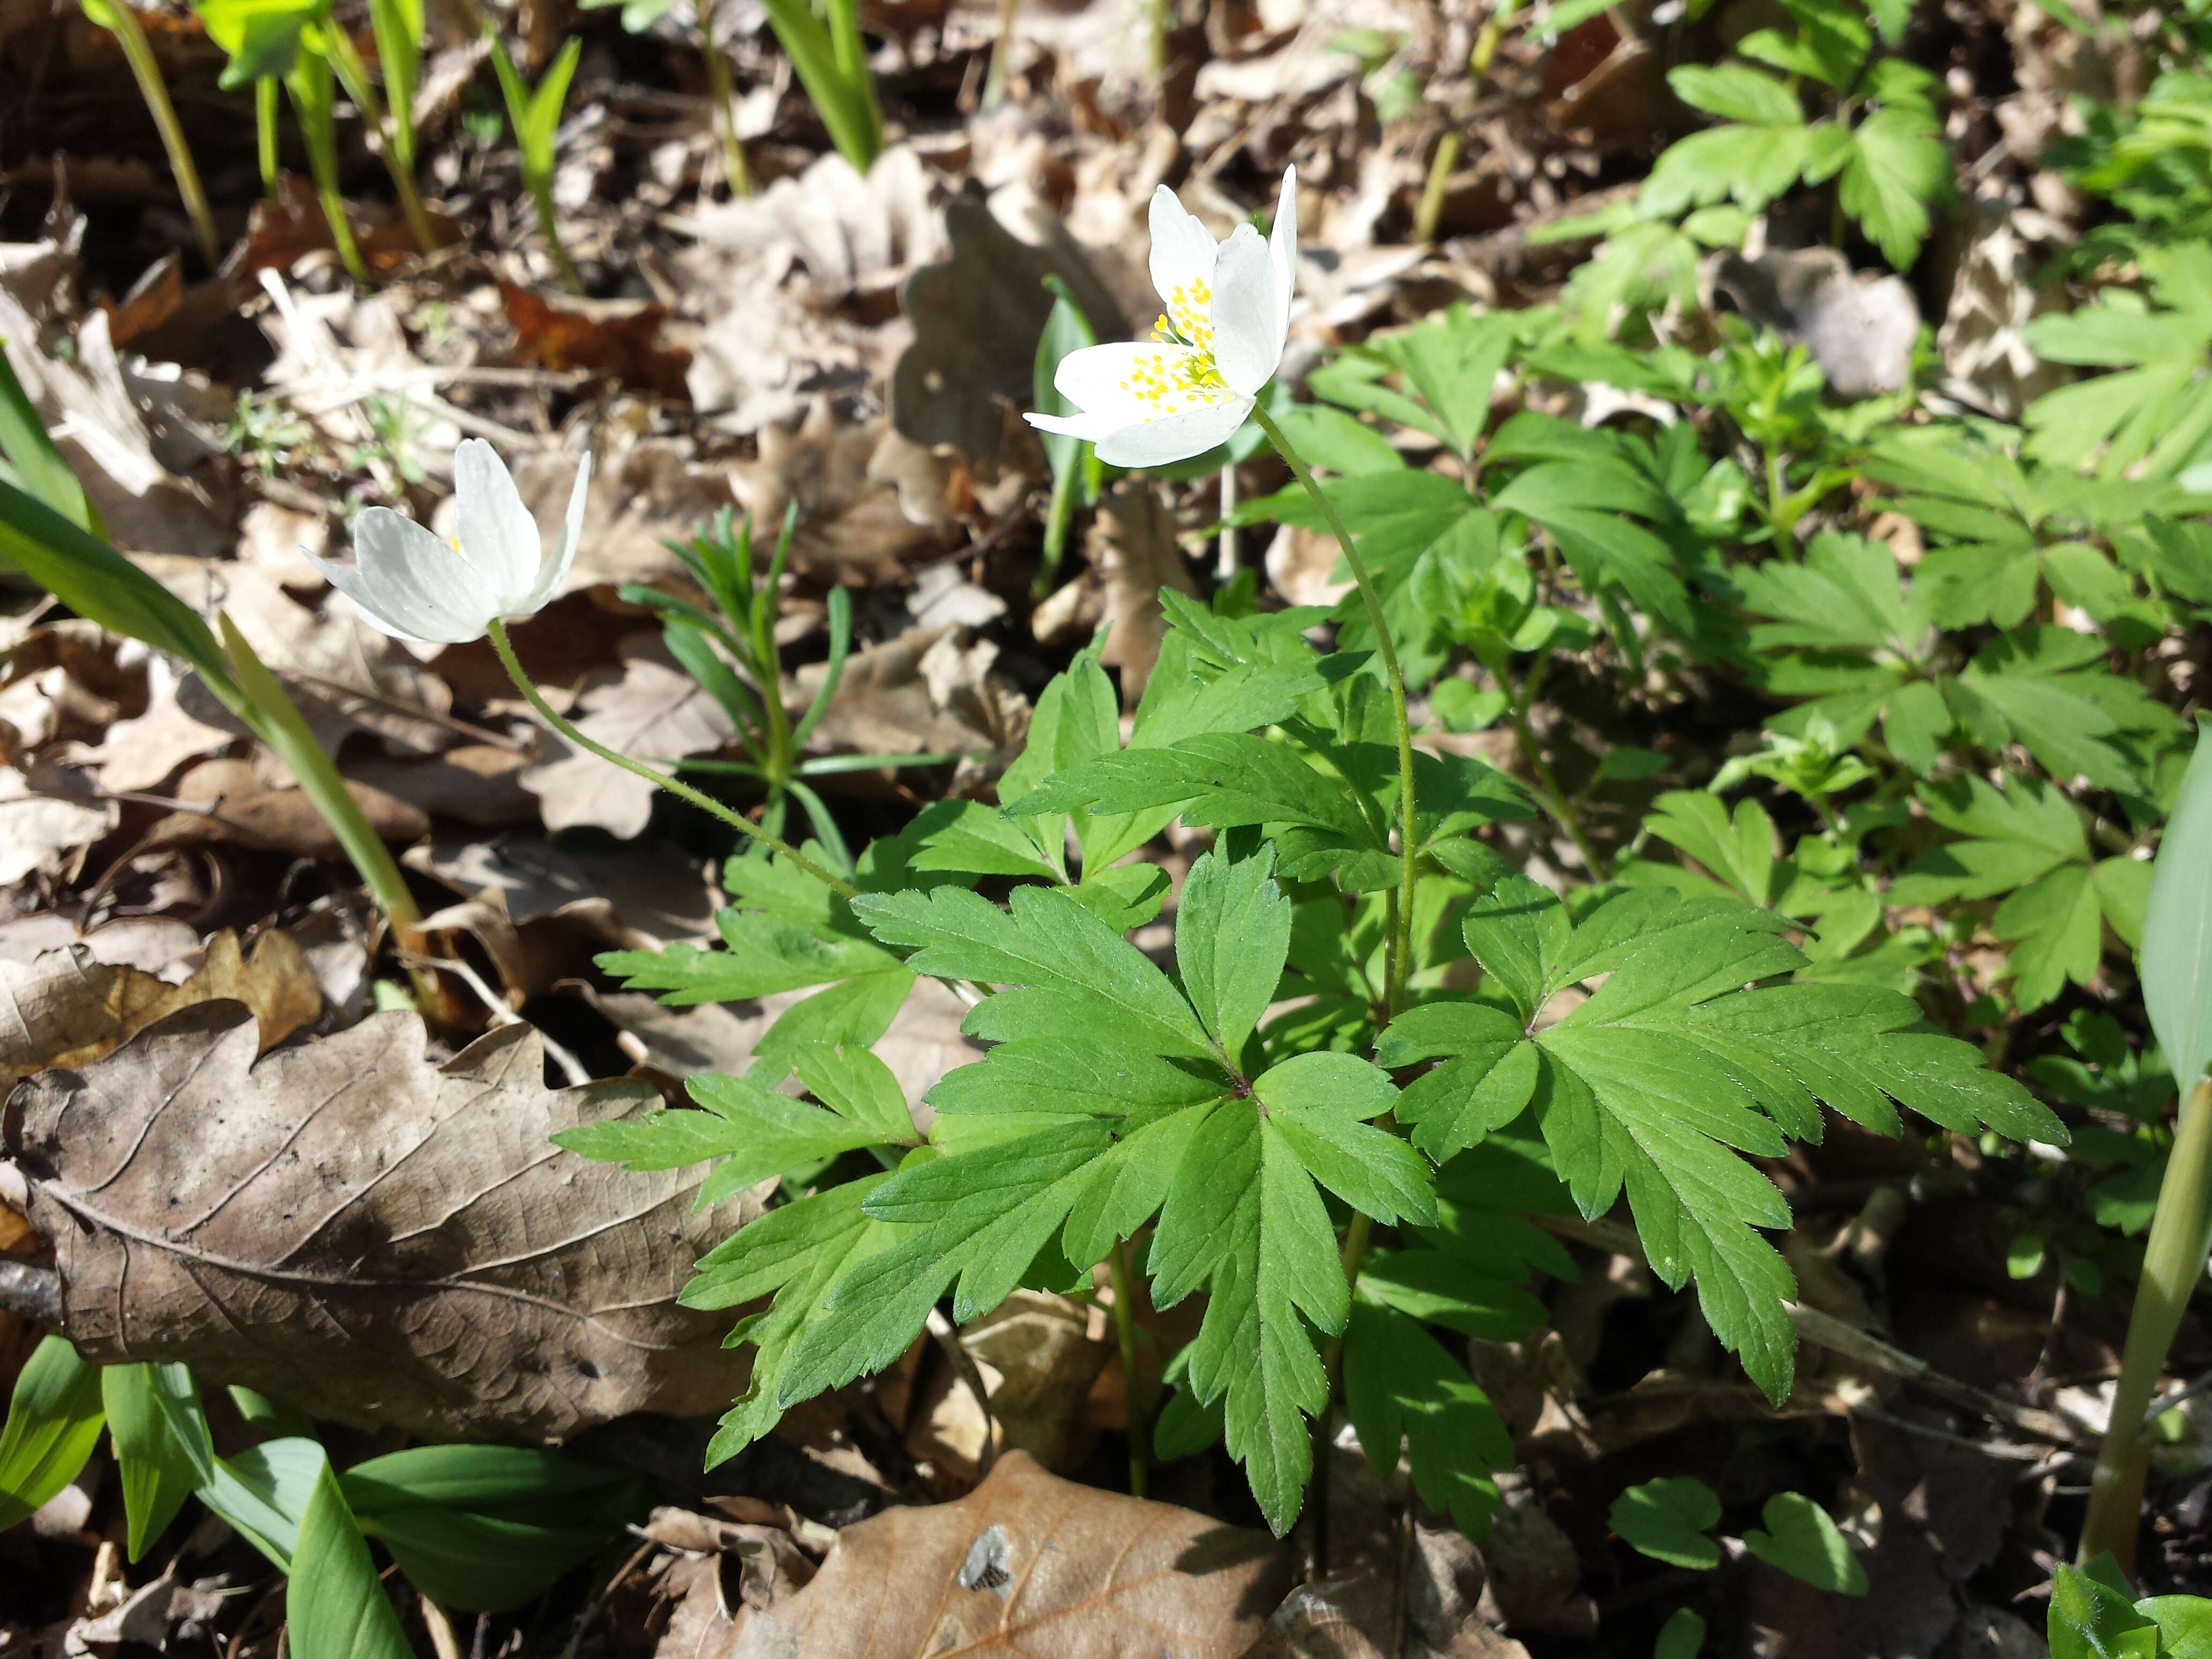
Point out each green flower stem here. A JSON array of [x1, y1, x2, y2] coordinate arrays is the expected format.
[[216, 616, 437, 1011], [700, 33, 756, 196], [1250, 401, 1418, 1020], [318, 25, 440, 256], [99, 2, 221, 267], [523, 170, 585, 295], [1107, 1238, 1150, 1498], [2081, 1075, 2212, 1570], [288, 57, 370, 285], [256, 77, 283, 201], [488, 619, 853, 894]]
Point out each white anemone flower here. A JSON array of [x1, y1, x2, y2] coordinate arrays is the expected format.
[[310, 438, 591, 646], [1027, 168, 1296, 469]]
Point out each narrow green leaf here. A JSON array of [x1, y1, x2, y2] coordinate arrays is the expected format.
[[288, 1457, 415, 1659]]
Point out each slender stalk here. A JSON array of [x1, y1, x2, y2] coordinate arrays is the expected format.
[[1251, 403, 1417, 1017], [320, 26, 440, 255], [1411, 129, 1460, 246], [524, 172, 585, 295], [100, 3, 221, 266], [289, 59, 371, 283], [1507, 701, 1606, 879], [256, 78, 283, 201], [1107, 1238, 1150, 1499], [1253, 402, 1419, 1571], [700, 33, 756, 196], [1216, 461, 1237, 583], [983, 0, 1020, 107], [488, 619, 853, 893], [2081, 1076, 2212, 1570], [1148, 0, 1170, 79]]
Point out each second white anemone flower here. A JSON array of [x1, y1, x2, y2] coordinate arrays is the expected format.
[[311, 438, 590, 646], [1027, 168, 1296, 469]]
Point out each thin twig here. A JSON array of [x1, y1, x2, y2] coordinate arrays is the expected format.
[[926, 1307, 998, 1477], [0, 1260, 61, 1326], [408, 953, 592, 1086]]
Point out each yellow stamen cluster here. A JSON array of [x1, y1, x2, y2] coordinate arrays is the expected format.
[[1118, 276, 1226, 416], [1118, 345, 1228, 415]]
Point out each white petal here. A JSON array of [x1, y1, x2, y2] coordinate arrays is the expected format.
[[452, 437, 541, 607], [1210, 223, 1282, 397], [1026, 409, 1127, 445], [1148, 185, 1219, 320], [315, 507, 497, 645], [1269, 167, 1298, 345], [1049, 341, 1216, 424], [1093, 397, 1252, 469], [516, 450, 591, 615]]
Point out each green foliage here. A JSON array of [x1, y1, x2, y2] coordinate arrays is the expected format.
[[1611, 1477, 1724, 1570], [1741, 1492, 1867, 1594], [0, 1337, 104, 1531], [2143, 716, 2212, 1093], [289, 1459, 415, 1659]]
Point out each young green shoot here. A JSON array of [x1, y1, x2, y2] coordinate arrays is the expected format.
[[80, 0, 222, 266], [489, 33, 586, 294]]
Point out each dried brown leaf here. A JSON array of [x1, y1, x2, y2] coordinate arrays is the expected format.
[[727, 1451, 1288, 1659], [519, 638, 739, 838], [4, 1003, 759, 1438], [146, 757, 429, 859], [1092, 481, 1197, 703], [0, 928, 320, 1094]]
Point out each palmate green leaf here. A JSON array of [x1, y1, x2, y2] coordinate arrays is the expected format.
[[1006, 730, 1380, 856], [1148, 1101, 1345, 1534], [1387, 888, 2061, 1402], [1889, 775, 2148, 1011], [1343, 1302, 1514, 1537], [684, 1175, 892, 1464], [1378, 1001, 1540, 1161], [856, 883, 1212, 1057], [1837, 107, 1953, 270], [554, 1061, 913, 1206], [1952, 627, 2178, 793], [1641, 121, 1812, 219]]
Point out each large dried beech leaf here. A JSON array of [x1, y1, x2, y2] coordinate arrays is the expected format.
[[3, 1004, 759, 1439], [0, 930, 320, 1094], [728, 1451, 1289, 1658]]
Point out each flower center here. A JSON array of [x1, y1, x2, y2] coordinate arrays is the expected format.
[[1119, 278, 1229, 417]]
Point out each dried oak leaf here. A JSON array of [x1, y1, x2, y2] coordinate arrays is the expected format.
[[145, 757, 430, 859], [519, 637, 738, 839], [502, 281, 693, 401], [4, 1003, 759, 1439], [0, 929, 319, 1095], [727, 1451, 1289, 1658], [891, 198, 1127, 465]]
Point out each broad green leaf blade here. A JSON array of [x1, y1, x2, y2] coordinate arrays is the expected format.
[[2145, 715, 2212, 1092], [1342, 1302, 1512, 1537], [0, 1336, 104, 1531], [0, 352, 93, 530], [1741, 1492, 1867, 1594], [288, 1457, 416, 1659], [102, 1363, 200, 1560], [1609, 1476, 1723, 1570]]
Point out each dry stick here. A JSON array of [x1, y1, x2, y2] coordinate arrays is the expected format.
[[2082, 1075, 2212, 1568], [0, 1260, 61, 1326], [1535, 1211, 2084, 1447]]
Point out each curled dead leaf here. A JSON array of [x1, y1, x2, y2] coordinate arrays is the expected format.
[[146, 757, 429, 859], [4, 1003, 759, 1439], [0, 928, 320, 1094], [727, 1451, 1288, 1658]]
